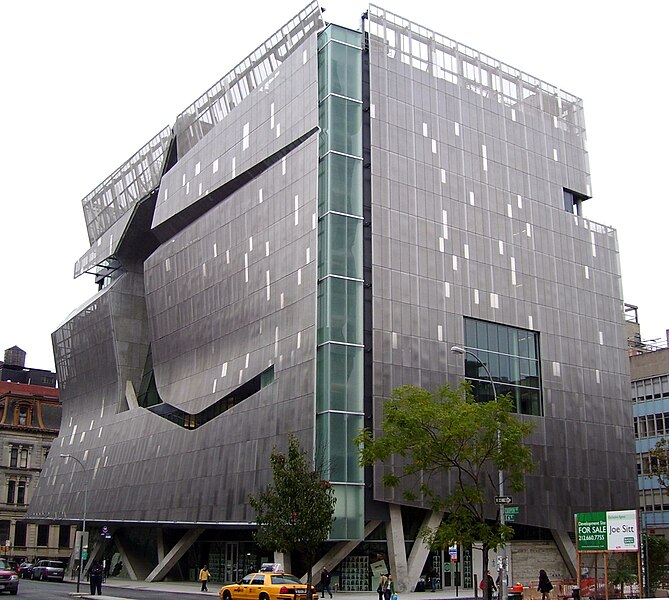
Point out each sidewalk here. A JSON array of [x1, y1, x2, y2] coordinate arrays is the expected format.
[[67, 578, 478, 600]]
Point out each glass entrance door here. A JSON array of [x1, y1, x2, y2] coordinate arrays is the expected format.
[[224, 542, 239, 583]]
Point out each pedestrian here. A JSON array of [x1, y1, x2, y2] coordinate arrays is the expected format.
[[320, 568, 333, 598], [89, 560, 104, 595], [112, 560, 123, 577], [384, 574, 395, 600], [199, 564, 211, 592], [480, 570, 496, 600], [428, 567, 437, 592], [377, 572, 388, 600], [538, 569, 553, 600]]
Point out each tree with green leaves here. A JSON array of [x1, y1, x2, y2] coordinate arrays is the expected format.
[[355, 381, 535, 591], [249, 435, 337, 593], [648, 438, 669, 489], [646, 533, 669, 593]]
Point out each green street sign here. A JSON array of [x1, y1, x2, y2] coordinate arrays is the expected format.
[[504, 506, 519, 521]]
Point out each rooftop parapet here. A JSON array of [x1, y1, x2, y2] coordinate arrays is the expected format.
[[368, 4, 585, 131], [173, 0, 323, 159]]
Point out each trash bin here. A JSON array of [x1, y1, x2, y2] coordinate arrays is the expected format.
[[572, 587, 580, 600], [508, 583, 524, 600]]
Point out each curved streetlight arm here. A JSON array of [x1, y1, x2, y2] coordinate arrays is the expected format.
[[450, 346, 498, 401]]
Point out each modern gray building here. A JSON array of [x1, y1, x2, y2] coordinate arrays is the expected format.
[[27, 2, 636, 590]]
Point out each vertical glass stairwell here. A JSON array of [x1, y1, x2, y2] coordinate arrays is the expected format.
[[316, 24, 364, 540]]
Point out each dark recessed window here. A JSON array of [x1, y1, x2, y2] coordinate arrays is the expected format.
[[36, 524, 49, 547], [58, 524, 71, 548], [13, 522, 27, 547], [17, 481, 26, 504], [563, 188, 588, 215], [6, 481, 15, 504]]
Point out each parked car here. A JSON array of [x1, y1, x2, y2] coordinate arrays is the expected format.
[[31, 559, 65, 582], [17, 562, 33, 579], [0, 559, 19, 595], [219, 563, 318, 600]]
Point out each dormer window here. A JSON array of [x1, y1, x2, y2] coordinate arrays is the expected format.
[[13, 403, 32, 427]]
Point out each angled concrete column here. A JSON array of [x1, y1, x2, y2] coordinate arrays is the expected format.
[[387, 504, 409, 592], [125, 380, 139, 410], [156, 528, 166, 564], [274, 552, 292, 575], [407, 510, 443, 587], [146, 527, 206, 582], [301, 521, 382, 583], [551, 528, 577, 578], [114, 533, 140, 581], [84, 539, 105, 575]]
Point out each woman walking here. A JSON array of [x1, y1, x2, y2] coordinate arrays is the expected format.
[[384, 574, 395, 600], [538, 569, 553, 600], [377, 573, 388, 600]]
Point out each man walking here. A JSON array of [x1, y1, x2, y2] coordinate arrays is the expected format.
[[321, 568, 333, 598], [199, 565, 211, 592]]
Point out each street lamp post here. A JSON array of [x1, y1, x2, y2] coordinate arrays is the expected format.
[[60, 454, 88, 594], [451, 346, 507, 600]]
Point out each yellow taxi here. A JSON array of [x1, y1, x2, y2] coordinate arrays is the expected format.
[[219, 563, 318, 600]]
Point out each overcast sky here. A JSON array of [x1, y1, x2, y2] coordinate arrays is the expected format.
[[1, 0, 666, 371]]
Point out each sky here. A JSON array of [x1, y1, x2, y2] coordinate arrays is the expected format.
[[1, 0, 667, 371]]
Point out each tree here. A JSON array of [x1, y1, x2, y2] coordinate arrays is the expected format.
[[646, 533, 669, 594], [648, 438, 669, 489], [355, 382, 535, 590], [609, 553, 636, 598], [249, 435, 337, 593]]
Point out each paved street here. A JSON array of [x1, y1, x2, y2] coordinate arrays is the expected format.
[[15, 577, 659, 600], [15, 577, 209, 599], [15, 576, 480, 600]]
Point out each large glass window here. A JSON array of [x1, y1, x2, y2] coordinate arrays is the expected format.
[[318, 40, 362, 101], [319, 95, 362, 157], [318, 154, 362, 216], [316, 412, 364, 483], [316, 344, 363, 413], [463, 318, 542, 416], [317, 278, 363, 345], [318, 214, 363, 279]]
